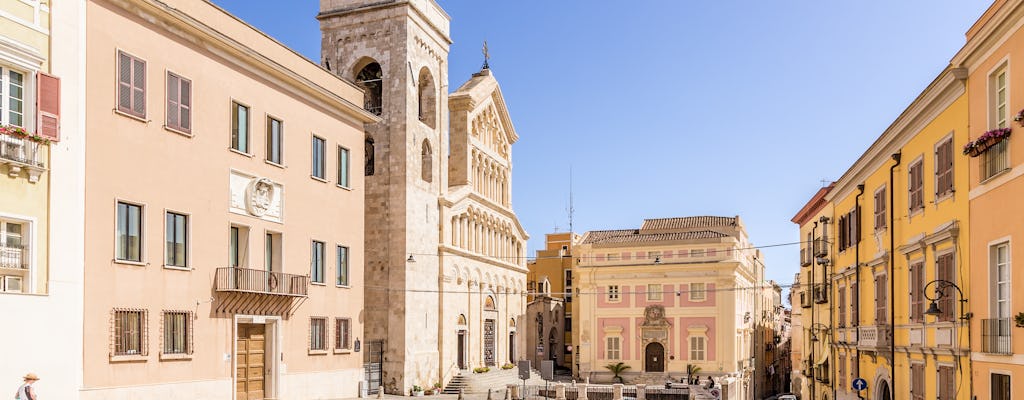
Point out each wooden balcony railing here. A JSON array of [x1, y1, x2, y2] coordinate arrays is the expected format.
[[214, 267, 308, 297]]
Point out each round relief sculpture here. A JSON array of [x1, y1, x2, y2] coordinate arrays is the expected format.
[[245, 178, 275, 217]]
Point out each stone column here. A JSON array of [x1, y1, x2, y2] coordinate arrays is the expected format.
[[636, 384, 646, 400], [578, 383, 588, 400], [507, 384, 520, 400], [612, 384, 623, 400], [555, 384, 566, 400]]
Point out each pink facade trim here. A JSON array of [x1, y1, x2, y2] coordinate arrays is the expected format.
[[678, 249, 688, 257], [679, 283, 716, 307], [598, 317, 632, 360], [597, 286, 631, 308], [622, 252, 632, 260], [679, 316, 717, 361]]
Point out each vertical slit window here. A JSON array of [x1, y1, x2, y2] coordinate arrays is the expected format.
[[338, 146, 350, 187], [312, 135, 326, 179], [231, 102, 249, 153], [165, 212, 187, 267], [311, 241, 325, 284], [336, 245, 349, 286], [116, 202, 142, 262], [267, 117, 283, 164]]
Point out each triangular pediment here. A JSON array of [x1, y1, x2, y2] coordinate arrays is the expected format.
[[449, 69, 519, 145]]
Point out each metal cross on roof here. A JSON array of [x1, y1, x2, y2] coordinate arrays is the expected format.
[[482, 40, 490, 70]]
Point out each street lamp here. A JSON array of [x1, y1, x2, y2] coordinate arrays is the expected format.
[[809, 323, 830, 342], [923, 280, 968, 320]]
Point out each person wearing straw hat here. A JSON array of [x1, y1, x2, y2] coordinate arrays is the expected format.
[[15, 373, 38, 400]]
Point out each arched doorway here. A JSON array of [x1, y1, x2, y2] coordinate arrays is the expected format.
[[645, 342, 665, 372], [878, 383, 892, 400]]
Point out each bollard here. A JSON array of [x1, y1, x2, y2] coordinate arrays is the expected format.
[[636, 384, 646, 400], [578, 383, 588, 400], [555, 384, 566, 400], [508, 384, 520, 400], [612, 384, 623, 400], [458, 387, 465, 400], [505, 384, 513, 400], [377, 388, 384, 399], [488, 388, 494, 400]]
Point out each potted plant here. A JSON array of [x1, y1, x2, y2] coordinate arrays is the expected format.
[[0, 124, 51, 145], [964, 127, 1012, 157], [1014, 312, 1024, 328], [432, 382, 442, 394], [473, 366, 490, 373], [412, 385, 424, 396], [604, 362, 631, 383], [686, 364, 702, 384], [501, 363, 515, 370], [1014, 108, 1024, 127]]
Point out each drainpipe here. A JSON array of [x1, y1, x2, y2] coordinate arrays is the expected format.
[[889, 152, 901, 395], [850, 183, 864, 400]]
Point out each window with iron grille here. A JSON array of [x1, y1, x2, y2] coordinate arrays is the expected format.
[[165, 72, 191, 133], [310, 317, 327, 351], [908, 160, 924, 212], [113, 308, 147, 356], [874, 186, 886, 230], [935, 137, 954, 197], [117, 51, 146, 118], [162, 310, 192, 355], [607, 285, 620, 301], [335, 317, 351, 350]]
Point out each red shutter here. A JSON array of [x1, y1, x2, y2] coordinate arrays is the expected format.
[[36, 72, 60, 141]]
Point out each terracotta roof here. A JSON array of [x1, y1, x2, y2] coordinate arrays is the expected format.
[[641, 216, 737, 231], [580, 229, 728, 244]]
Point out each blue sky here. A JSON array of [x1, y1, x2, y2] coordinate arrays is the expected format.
[[212, 1, 989, 295]]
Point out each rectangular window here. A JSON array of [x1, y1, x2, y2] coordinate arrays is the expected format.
[[606, 336, 620, 359], [985, 66, 1010, 180], [993, 243, 1011, 320], [935, 137, 954, 196], [113, 309, 147, 356], [838, 287, 846, 327], [0, 67, 26, 126], [690, 249, 705, 258], [938, 365, 955, 400], [162, 311, 192, 355], [910, 363, 924, 400], [689, 336, 706, 361], [608, 285, 620, 301], [265, 232, 281, 272], [165, 212, 187, 268], [838, 354, 846, 390], [266, 116, 283, 164], [983, 140, 1010, 180], [231, 102, 249, 153], [910, 262, 925, 323], [565, 270, 573, 287], [936, 253, 955, 322], [851, 282, 858, 325], [874, 187, 887, 230], [606, 253, 619, 261], [165, 72, 191, 133], [0, 219, 27, 272], [647, 284, 663, 301], [336, 245, 349, 286], [117, 51, 146, 117], [312, 135, 326, 179], [337, 146, 350, 187], [311, 240, 325, 284], [690, 282, 706, 301], [310, 317, 327, 351], [116, 202, 143, 262], [992, 373, 1011, 400], [565, 314, 572, 332], [335, 317, 351, 350], [229, 226, 249, 268], [875, 274, 887, 324], [908, 160, 924, 212]]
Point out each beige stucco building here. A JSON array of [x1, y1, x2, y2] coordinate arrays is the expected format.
[[80, 0, 376, 399], [573, 216, 764, 400], [318, 0, 529, 394]]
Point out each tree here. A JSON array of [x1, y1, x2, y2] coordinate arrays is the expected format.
[[604, 362, 631, 383], [686, 364, 702, 384]]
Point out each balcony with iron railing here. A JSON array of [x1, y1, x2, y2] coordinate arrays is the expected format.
[[0, 244, 28, 270], [214, 267, 309, 297], [982, 318, 1011, 355], [0, 133, 47, 183]]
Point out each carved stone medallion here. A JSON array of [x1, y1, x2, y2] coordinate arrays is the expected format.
[[245, 178, 275, 217], [643, 305, 669, 327]]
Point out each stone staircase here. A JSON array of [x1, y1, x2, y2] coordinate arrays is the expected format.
[[443, 368, 546, 394]]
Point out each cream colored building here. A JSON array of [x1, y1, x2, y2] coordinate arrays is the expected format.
[[318, 0, 529, 394], [80, 0, 376, 399], [573, 216, 764, 400]]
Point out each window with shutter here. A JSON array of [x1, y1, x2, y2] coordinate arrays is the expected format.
[[165, 72, 191, 133], [874, 187, 886, 230], [875, 274, 887, 324], [909, 161, 924, 211], [851, 282, 858, 325], [837, 216, 847, 251], [117, 51, 146, 118], [937, 366, 955, 400], [910, 364, 924, 400], [36, 72, 60, 141], [935, 138, 954, 196], [936, 253, 956, 322], [910, 262, 924, 323], [838, 288, 846, 327]]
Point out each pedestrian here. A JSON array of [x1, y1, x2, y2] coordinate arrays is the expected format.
[[15, 373, 39, 400]]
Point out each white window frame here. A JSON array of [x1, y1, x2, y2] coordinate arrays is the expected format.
[[606, 336, 621, 360], [990, 62, 1009, 130], [0, 213, 35, 293], [336, 244, 349, 287], [689, 335, 706, 361], [647, 284, 663, 301], [163, 210, 190, 270], [689, 282, 707, 301], [991, 239, 1012, 320], [114, 200, 145, 265], [311, 240, 326, 285], [0, 64, 34, 128], [311, 134, 326, 181], [608, 285, 620, 302]]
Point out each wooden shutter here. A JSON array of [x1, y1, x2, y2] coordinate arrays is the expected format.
[[909, 162, 923, 210], [938, 366, 955, 400], [117, 51, 146, 117], [133, 57, 146, 116], [851, 282, 858, 324], [910, 364, 924, 400], [936, 139, 953, 195], [36, 72, 60, 141], [874, 188, 886, 229], [838, 288, 846, 327], [875, 274, 887, 324], [179, 77, 191, 131], [937, 254, 955, 322], [910, 263, 923, 322], [837, 216, 846, 251]]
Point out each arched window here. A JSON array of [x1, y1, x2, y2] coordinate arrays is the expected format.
[[484, 296, 496, 311], [364, 136, 375, 176], [421, 139, 433, 182], [417, 67, 437, 128], [457, 314, 467, 325], [355, 62, 383, 116]]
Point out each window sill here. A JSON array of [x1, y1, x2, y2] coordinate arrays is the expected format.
[[908, 207, 924, 218], [229, 148, 254, 158], [935, 191, 955, 205], [113, 108, 149, 123], [308, 349, 328, 356], [113, 259, 147, 267], [311, 175, 328, 183], [981, 168, 1011, 184], [334, 348, 352, 354], [336, 284, 351, 288], [110, 354, 148, 363], [311, 282, 326, 286], [159, 353, 192, 361], [163, 125, 192, 138], [337, 184, 353, 191], [265, 160, 285, 169], [163, 265, 192, 271]]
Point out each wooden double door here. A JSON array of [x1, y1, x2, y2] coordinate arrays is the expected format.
[[236, 324, 267, 400]]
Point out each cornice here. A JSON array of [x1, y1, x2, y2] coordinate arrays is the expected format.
[[438, 244, 527, 274], [316, 0, 453, 45], [951, 0, 1024, 71]]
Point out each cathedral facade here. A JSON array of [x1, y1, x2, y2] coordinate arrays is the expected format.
[[319, 0, 529, 394]]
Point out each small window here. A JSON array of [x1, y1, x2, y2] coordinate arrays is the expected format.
[[873, 186, 886, 230], [116, 202, 143, 262], [335, 317, 351, 350], [337, 146, 350, 187], [117, 51, 146, 118], [312, 135, 326, 180], [647, 284, 663, 301], [364, 136, 375, 176], [690, 283, 706, 301], [113, 308, 148, 356], [229, 225, 249, 268], [689, 336, 706, 361], [356, 62, 383, 116], [310, 317, 327, 351], [935, 137, 954, 197], [311, 240, 325, 284], [607, 285, 620, 301], [336, 245, 349, 286], [992, 373, 1011, 400], [690, 249, 705, 258], [1, 67, 26, 126], [164, 212, 187, 268], [908, 160, 924, 211], [265, 232, 281, 272], [266, 117, 283, 165], [165, 72, 191, 133], [231, 102, 249, 153], [421, 139, 433, 183], [162, 310, 192, 355], [606, 336, 620, 359]]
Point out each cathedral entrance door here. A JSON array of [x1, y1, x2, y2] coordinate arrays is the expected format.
[[457, 331, 467, 369], [484, 319, 496, 366], [645, 342, 665, 372], [508, 332, 516, 363]]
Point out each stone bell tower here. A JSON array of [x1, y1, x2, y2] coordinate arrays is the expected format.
[[318, 0, 451, 394]]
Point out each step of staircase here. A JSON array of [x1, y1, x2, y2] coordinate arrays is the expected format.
[[443, 368, 547, 394]]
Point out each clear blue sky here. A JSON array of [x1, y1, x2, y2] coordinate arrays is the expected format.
[[212, 0, 988, 297]]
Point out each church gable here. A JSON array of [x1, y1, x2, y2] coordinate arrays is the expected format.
[[450, 69, 518, 155]]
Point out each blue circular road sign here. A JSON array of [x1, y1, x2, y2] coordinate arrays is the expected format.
[[852, 378, 868, 391]]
